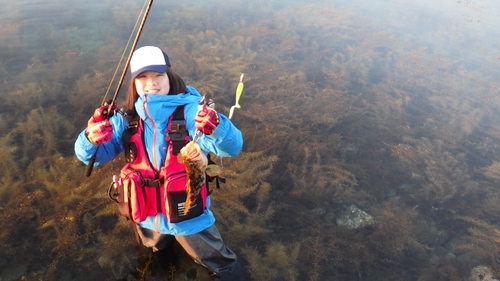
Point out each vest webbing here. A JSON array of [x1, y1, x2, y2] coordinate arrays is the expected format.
[[111, 105, 223, 223]]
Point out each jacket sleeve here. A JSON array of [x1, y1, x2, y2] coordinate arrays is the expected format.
[[196, 113, 243, 157], [74, 114, 126, 166]]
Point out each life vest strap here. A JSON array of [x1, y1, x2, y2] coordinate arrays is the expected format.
[[142, 178, 163, 188], [167, 106, 189, 155]]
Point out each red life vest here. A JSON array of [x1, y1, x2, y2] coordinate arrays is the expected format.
[[110, 106, 208, 223]]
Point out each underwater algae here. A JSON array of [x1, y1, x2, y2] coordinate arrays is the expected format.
[[2, 0, 500, 280]]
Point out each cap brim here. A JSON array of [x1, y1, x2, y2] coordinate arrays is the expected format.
[[131, 65, 168, 80]]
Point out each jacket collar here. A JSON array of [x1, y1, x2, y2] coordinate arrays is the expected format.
[[134, 86, 201, 122]]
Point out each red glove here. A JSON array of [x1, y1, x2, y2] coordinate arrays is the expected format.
[[86, 105, 114, 144], [195, 104, 220, 135]]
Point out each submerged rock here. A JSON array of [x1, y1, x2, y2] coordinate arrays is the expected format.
[[470, 265, 499, 281], [336, 204, 374, 229]]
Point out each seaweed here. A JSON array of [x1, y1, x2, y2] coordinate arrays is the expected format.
[[2, 0, 500, 280]]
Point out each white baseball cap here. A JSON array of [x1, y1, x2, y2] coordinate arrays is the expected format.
[[130, 46, 171, 80]]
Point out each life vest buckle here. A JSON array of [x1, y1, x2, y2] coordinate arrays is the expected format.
[[167, 119, 189, 155], [168, 120, 187, 141]]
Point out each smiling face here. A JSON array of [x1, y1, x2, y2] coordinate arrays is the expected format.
[[134, 71, 170, 96]]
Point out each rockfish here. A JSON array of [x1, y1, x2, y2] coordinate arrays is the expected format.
[[180, 141, 208, 215]]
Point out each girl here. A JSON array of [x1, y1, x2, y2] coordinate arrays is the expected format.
[[75, 46, 246, 280]]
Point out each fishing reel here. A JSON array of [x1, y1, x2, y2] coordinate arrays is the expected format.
[[92, 100, 122, 122]]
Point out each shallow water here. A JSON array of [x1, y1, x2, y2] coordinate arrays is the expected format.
[[1, 0, 500, 280]]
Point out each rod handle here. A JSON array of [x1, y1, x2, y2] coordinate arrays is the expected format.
[[85, 155, 96, 177]]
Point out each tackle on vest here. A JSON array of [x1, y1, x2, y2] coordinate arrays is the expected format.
[[107, 106, 221, 223]]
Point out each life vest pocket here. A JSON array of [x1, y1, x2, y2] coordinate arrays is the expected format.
[[164, 171, 204, 223], [111, 167, 149, 223]]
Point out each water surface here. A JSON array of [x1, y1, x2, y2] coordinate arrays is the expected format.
[[1, 0, 500, 280]]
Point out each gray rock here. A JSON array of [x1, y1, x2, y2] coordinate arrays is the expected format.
[[470, 265, 499, 281], [336, 204, 374, 229]]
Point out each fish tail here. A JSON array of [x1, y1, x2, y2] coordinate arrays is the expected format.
[[183, 182, 195, 215]]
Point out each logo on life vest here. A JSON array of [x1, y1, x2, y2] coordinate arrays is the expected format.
[[177, 202, 197, 216]]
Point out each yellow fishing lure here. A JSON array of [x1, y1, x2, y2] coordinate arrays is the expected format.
[[228, 73, 244, 120]]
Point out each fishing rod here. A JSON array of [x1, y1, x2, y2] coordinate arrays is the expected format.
[[85, 0, 154, 177]]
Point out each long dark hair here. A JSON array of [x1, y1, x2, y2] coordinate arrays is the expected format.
[[124, 68, 186, 112]]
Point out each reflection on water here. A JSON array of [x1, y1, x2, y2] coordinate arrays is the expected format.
[[1, 0, 500, 280]]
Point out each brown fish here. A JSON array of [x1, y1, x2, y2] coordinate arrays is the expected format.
[[180, 141, 207, 215]]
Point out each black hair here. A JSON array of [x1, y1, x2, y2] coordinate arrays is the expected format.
[[124, 68, 187, 112]]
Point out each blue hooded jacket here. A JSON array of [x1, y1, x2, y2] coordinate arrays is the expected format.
[[75, 86, 243, 235]]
